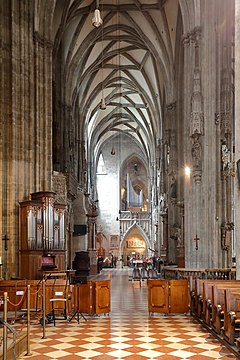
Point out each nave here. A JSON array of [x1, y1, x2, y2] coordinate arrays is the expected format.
[[18, 269, 237, 359]]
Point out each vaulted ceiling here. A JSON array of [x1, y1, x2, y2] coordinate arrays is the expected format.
[[51, 0, 182, 169]]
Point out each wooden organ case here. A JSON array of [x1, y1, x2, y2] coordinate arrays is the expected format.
[[19, 191, 66, 279]]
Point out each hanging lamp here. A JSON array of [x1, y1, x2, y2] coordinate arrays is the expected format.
[[111, 147, 116, 155], [92, 0, 103, 28], [100, 97, 106, 110]]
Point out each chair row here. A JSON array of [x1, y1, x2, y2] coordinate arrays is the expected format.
[[131, 268, 159, 286]]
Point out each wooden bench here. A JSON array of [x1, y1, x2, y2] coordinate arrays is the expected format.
[[190, 278, 228, 319], [222, 288, 240, 346], [209, 283, 240, 335], [189, 278, 223, 317], [203, 280, 240, 326], [189, 278, 205, 316]]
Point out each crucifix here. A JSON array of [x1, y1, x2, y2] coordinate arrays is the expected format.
[[2, 235, 10, 251], [194, 234, 200, 250]]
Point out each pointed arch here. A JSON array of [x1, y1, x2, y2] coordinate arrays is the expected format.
[[119, 223, 151, 255]]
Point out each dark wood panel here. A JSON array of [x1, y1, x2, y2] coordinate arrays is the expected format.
[[93, 280, 110, 315], [169, 280, 189, 313], [78, 283, 91, 314], [148, 280, 169, 314], [20, 251, 66, 280]]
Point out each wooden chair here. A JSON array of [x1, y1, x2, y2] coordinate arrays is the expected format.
[[50, 296, 67, 326], [45, 272, 69, 326]]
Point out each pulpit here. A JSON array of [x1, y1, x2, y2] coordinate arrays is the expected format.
[[19, 191, 66, 279]]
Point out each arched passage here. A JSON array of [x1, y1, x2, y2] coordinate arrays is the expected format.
[[120, 223, 151, 266]]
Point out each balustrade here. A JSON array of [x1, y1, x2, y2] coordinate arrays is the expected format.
[[162, 266, 236, 280], [118, 211, 151, 239]]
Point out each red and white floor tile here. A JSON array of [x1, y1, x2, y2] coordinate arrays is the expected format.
[[18, 269, 239, 359]]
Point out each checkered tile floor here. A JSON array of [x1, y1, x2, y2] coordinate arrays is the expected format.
[[17, 269, 238, 359]]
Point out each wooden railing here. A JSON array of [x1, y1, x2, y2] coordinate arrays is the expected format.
[[162, 266, 236, 280]]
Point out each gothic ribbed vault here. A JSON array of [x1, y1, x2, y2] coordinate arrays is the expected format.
[[50, 0, 183, 172]]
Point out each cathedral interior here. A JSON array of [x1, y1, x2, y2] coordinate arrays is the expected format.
[[0, 0, 240, 281], [2, 1, 240, 359]]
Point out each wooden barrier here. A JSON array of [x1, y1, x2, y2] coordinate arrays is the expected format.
[[0, 278, 111, 323], [74, 279, 110, 315], [162, 267, 236, 281], [148, 279, 189, 314], [0, 279, 74, 321], [92, 280, 110, 315]]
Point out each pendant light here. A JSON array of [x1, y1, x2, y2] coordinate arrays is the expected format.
[[100, 97, 106, 110], [92, 0, 103, 28]]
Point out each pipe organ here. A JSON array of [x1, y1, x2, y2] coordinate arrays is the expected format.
[[19, 192, 66, 279]]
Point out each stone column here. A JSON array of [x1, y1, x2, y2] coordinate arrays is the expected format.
[[182, 29, 196, 268], [0, 1, 54, 278], [33, 31, 53, 191], [235, 0, 240, 280]]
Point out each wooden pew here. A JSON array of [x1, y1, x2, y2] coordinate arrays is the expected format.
[[192, 279, 232, 320], [222, 289, 240, 346], [189, 272, 236, 317], [203, 280, 240, 326], [189, 278, 206, 316], [210, 283, 240, 334]]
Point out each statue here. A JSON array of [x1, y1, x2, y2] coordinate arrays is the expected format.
[[221, 143, 231, 171], [159, 193, 167, 214], [84, 193, 98, 217], [170, 176, 177, 199], [191, 137, 202, 168]]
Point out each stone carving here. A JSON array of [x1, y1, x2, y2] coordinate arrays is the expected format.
[[84, 193, 98, 217], [215, 112, 220, 125], [169, 224, 180, 241], [221, 143, 231, 172], [159, 193, 167, 214], [190, 111, 204, 137], [170, 176, 177, 199], [167, 131, 177, 174], [53, 174, 67, 203], [191, 137, 202, 168], [190, 68, 204, 137], [221, 222, 234, 250], [182, 27, 201, 47], [221, 112, 231, 136], [220, 68, 232, 136]]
